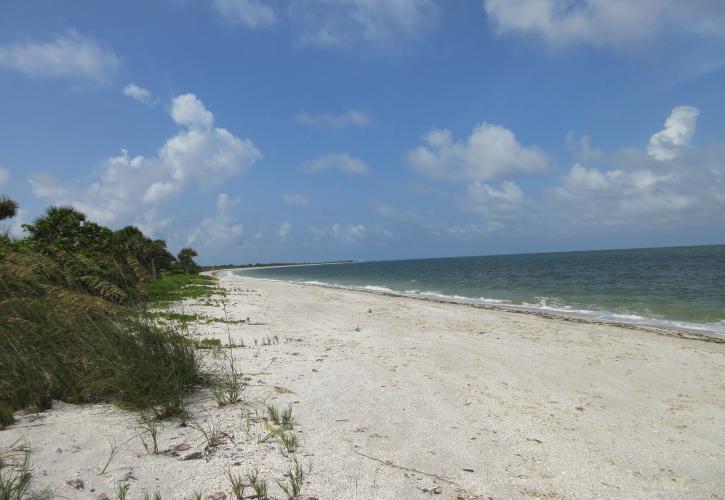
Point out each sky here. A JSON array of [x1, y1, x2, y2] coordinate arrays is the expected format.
[[1, 0, 724, 265]]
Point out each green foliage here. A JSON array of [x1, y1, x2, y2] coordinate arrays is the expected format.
[[146, 273, 219, 303], [0, 209, 203, 419], [246, 469, 267, 500], [0, 439, 31, 500], [277, 458, 304, 499], [0, 402, 13, 430], [177, 247, 199, 274], [0, 196, 18, 222], [228, 471, 246, 500]]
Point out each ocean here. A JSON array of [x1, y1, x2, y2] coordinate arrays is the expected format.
[[233, 245, 725, 337]]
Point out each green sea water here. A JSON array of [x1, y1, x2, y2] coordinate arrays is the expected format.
[[233, 245, 725, 337]]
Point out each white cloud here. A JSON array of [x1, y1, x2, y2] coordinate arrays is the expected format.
[[283, 193, 310, 206], [278, 222, 292, 241], [407, 123, 548, 182], [170, 93, 214, 129], [213, 0, 276, 28], [295, 109, 371, 128], [294, 0, 438, 47], [301, 153, 370, 175], [332, 223, 367, 243], [30, 93, 261, 228], [371, 201, 420, 222], [6, 208, 29, 239], [465, 180, 524, 215], [647, 106, 700, 161], [123, 83, 153, 106], [29, 173, 69, 199], [186, 193, 244, 252], [0, 31, 119, 81], [0, 166, 9, 187], [483, 0, 725, 50], [554, 159, 696, 227], [306, 223, 367, 243]]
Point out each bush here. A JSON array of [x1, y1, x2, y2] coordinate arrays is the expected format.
[[0, 239, 203, 418]]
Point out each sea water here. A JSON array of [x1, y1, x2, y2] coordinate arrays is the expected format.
[[233, 245, 725, 338]]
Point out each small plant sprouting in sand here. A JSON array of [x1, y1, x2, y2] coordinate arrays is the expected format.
[[277, 457, 304, 499], [280, 406, 294, 430], [115, 481, 131, 500], [212, 354, 246, 406], [0, 439, 31, 500], [266, 404, 280, 425], [246, 469, 268, 500], [192, 491, 203, 500], [137, 413, 160, 454], [193, 417, 228, 449], [240, 408, 253, 438], [99, 439, 119, 475], [143, 490, 162, 500], [228, 471, 246, 500], [260, 423, 298, 455], [280, 432, 298, 454]]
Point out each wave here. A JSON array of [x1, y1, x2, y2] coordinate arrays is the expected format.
[[233, 273, 725, 339]]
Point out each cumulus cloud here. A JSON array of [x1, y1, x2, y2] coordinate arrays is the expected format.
[[170, 93, 215, 129], [123, 83, 154, 106], [301, 153, 370, 175], [407, 123, 548, 182], [30, 93, 261, 228], [647, 106, 700, 161], [186, 193, 244, 252], [0, 31, 119, 81], [295, 109, 371, 128], [483, 0, 725, 49], [283, 193, 310, 206], [0, 166, 9, 187], [553, 159, 696, 227], [213, 0, 276, 28], [464, 181, 524, 217]]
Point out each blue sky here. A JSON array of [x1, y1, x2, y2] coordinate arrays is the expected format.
[[1, 0, 724, 264]]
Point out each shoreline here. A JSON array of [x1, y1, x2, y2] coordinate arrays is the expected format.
[[218, 270, 725, 343], [4, 272, 724, 498]]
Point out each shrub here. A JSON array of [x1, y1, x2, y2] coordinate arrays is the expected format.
[[0, 239, 202, 418]]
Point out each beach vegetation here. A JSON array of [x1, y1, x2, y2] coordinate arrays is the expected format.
[[100, 439, 119, 475], [212, 355, 245, 406], [0, 199, 205, 423], [115, 481, 131, 500], [137, 413, 161, 454], [177, 247, 199, 274], [246, 469, 268, 500], [193, 417, 228, 449], [0, 439, 31, 500], [276, 457, 304, 499], [228, 470, 246, 500]]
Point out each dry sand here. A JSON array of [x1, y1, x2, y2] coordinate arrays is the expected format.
[[2, 272, 724, 499]]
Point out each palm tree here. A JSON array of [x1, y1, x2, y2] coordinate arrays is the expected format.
[[0, 196, 18, 221], [177, 247, 199, 274]]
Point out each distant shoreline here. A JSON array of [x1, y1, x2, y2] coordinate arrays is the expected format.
[[214, 271, 725, 343]]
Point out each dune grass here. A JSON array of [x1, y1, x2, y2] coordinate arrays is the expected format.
[[0, 241, 204, 420], [145, 273, 220, 303]]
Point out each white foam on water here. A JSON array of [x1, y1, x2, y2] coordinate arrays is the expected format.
[[232, 271, 725, 339]]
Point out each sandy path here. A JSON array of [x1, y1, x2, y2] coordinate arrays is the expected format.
[[2, 274, 724, 499]]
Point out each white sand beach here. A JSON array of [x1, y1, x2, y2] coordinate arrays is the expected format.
[[2, 273, 724, 499]]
